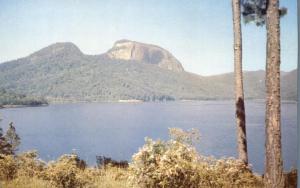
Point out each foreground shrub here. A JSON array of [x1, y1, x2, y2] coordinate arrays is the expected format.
[[284, 169, 297, 188], [0, 151, 131, 188], [129, 128, 263, 188], [44, 154, 91, 188], [197, 156, 263, 187], [1, 167, 130, 188], [16, 150, 46, 178], [0, 154, 18, 180], [0, 150, 46, 181]]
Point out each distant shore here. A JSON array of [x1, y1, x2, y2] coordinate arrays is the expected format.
[[118, 99, 143, 103], [0, 103, 48, 109], [37, 99, 300, 105], [0, 99, 296, 109]]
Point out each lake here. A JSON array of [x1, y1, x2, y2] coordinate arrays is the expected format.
[[0, 101, 297, 173]]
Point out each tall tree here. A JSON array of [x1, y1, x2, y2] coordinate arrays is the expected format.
[[231, 0, 248, 165], [241, 0, 286, 187], [297, 1, 300, 187], [4, 122, 21, 154], [264, 0, 284, 186]]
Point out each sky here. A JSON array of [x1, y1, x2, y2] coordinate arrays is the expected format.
[[0, 0, 297, 75]]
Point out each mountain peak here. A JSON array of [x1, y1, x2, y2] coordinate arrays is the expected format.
[[107, 39, 184, 72], [29, 42, 82, 60], [114, 39, 132, 44], [49, 42, 80, 49]]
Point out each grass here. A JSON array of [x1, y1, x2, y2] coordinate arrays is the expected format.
[[1, 176, 54, 188], [0, 167, 131, 188]]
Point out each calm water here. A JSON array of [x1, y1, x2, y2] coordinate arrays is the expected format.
[[0, 101, 297, 173]]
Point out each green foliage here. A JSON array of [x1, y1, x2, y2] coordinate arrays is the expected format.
[[241, 0, 287, 26], [241, 0, 267, 26], [0, 121, 20, 155], [0, 89, 48, 106], [4, 122, 21, 154], [0, 43, 296, 102], [0, 127, 12, 155]]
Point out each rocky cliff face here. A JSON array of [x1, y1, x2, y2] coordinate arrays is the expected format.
[[106, 39, 184, 72]]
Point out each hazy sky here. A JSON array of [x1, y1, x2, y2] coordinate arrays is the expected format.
[[0, 0, 297, 75]]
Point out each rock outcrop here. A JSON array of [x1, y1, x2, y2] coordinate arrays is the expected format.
[[107, 39, 184, 72]]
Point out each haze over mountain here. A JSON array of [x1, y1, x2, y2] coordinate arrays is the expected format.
[[0, 40, 296, 102]]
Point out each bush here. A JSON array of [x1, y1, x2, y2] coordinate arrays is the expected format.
[[284, 169, 297, 188], [16, 150, 46, 178], [0, 128, 266, 188], [44, 154, 90, 188], [0, 154, 18, 180], [196, 156, 263, 187], [129, 128, 263, 188], [130, 138, 202, 188], [0, 151, 130, 188], [0, 151, 45, 181]]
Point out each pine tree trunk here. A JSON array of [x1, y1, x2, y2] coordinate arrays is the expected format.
[[297, 0, 300, 187], [232, 0, 248, 165], [264, 0, 284, 187]]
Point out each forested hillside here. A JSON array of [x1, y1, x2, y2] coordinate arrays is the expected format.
[[0, 41, 296, 102], [0, 89, 48, 107]]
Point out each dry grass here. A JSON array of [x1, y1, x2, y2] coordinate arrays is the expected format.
[[89, 167, 132, 188], [0, 168, 130, 188], [0, 176, 54, 188]]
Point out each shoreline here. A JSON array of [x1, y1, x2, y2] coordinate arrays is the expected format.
[[0, 99, 296, 109], [0, 103, 48, 109]]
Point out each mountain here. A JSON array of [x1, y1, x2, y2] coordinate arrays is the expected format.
[[0, 41, 297, 102], [107, 39, 184, 72], [281, 69, 297, 100]]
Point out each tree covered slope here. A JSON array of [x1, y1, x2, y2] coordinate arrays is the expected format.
[[0, 41, 296, 102]]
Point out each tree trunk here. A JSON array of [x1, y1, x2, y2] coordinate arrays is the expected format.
[[297, 0, 300, 187], [232, 0, 248, 165], [264, 0, 284, 187]]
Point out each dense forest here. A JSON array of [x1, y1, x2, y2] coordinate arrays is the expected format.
[[0, 89, 48, 107], [0, 42, 296, 103]]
